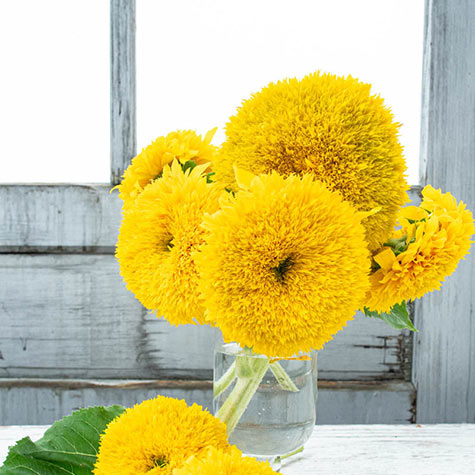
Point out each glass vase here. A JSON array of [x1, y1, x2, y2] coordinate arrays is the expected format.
[[213, 338, 318, 471]]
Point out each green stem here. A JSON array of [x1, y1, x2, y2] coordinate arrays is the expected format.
[[213, 360, 237, 398], [216, 356, 269, 435], [270, 362, 299, 392], [276, 446, 304, 463]]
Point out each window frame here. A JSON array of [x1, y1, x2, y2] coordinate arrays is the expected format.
[[0, 0, 473, 424]]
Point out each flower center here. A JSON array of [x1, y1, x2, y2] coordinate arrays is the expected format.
[[164, 236, 174, 251], [272, 256, 294, 283], [147, 455, 168, 471]]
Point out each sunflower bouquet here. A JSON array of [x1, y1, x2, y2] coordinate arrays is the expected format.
[[115, 72, 474, 350], [115, 71, 473, 464], [2, 72, 473, 474]]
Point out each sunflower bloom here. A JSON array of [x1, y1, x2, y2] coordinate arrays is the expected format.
[[213, 72, 408, 249], [173, 446, 277, 475], [117, 128, 217, 207], [93, 396, 230, 475], [365, 185, 475, 312], [195, 170, 371, 357], [116, 160, 223, 325]]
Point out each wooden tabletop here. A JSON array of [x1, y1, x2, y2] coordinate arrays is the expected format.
[[1, 424, 474, 474]]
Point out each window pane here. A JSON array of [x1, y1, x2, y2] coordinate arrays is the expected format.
[[137, 0, 423, 184], [0, 0, 109, 183]]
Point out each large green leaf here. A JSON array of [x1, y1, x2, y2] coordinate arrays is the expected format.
[[0, 405, 125, 475], [363, 302, 418, 332]]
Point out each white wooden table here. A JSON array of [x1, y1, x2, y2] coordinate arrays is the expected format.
[[1, 424, 474, 474]]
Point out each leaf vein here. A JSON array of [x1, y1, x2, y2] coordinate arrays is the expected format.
[[57, 434, 76, 451], [67, 426, 98, 454], [7, 465, 41, 475], [80, 419, 102, 438]]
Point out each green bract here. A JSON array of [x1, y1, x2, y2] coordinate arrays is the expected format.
[[363, 302, 418, 332]]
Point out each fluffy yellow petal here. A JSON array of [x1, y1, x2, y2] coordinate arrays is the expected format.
[[116, 159, 223, 325], [212, 72, 408, 250], [195, 171, 371, 357], [93, 396, 230, 475], [365, 186, 475, 312], [173, 446, 277, 475], [233, 164, 257, 190], [117, 129, 218, 207], [373, 247, 397, 271], [399, 205, 429, 222]]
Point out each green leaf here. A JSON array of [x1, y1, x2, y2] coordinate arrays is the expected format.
[[205, 171, 216, 183], [363, 302, 418, 332], [0, 405, 125, 474], [363, 307, 381, 319], [181, 160, 198, 173]]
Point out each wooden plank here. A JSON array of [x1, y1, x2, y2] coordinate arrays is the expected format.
[[282, 424, 475, 474], [0, 185, 120, 253], [317, 317, 411, 381], [414, 0, 475, 423], [317, 381, 415, 424], [0, 379, 414, 426], [0, 186, 422, 251], [110, 0, 136, 184], [0, 254, 212, 381], [1, 424, 473, 474], [0, 254, 410, 381]]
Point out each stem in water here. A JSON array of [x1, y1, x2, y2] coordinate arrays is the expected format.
[[213, 360, 237, 398], [270, 361, 298, 392], [216, 356, 269, 435]]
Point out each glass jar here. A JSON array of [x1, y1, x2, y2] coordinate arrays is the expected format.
[[213, 338, 318, 470]]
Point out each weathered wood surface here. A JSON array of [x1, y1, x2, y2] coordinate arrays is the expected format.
[[0, 379, 414, 425], [2, 424, 473, 474], [0, 254, 411, 381], [0, 186, 120, 253], [414, 0, 475, 423], [110, 0, 136, 184], [282, 424, 475, 474], [0, 186, 422, 252]]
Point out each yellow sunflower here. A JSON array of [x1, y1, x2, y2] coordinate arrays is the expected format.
[[93, 396, 230, 475], [116, 159, 223, 325], [365, 185, 475, 312], [195, 169, 371, 357], [213, 72, 408, 249], [117, 128, 217, 207], [173, 446, 277, 475]]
